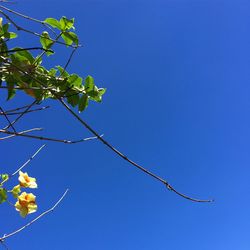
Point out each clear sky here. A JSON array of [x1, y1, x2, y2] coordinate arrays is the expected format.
[[1, 0, 250, 249]]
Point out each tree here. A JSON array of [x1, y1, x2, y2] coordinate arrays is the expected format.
[[0, 1, 212, 248]]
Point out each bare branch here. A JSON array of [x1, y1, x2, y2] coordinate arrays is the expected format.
[[0, 128, 43, 140], [0, 104, 39, 113], [59, 47, 77, 77], [1, 106, 50, 115], [3, 100, 38, 130], [0, 189, 69, 242], [0, 128, 103, 144], [11, 144, 46, 177]]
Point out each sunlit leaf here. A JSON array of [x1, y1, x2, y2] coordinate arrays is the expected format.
[[44, 18, 62, 30]]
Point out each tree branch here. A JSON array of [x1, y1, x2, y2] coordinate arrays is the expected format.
[[11, 144, 46, 177], [0, 28, 214, 203], [0, 128, 103, 144], [0, 47, 54, 54], [0, 105, 50, 115], [0, 128, 43, 139], [0, 189, 69, 242]]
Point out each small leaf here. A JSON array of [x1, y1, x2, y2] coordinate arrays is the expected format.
[[11, 185, 21, 199], [40, 31, 54, 55], [48, 68, 57, 76], [2, 23, 9, 34], [78, 94, 88, 112], [44, 18, 62, 30], [13, 49, 35, 64], [61, 33, 73, 46], [56, 65, 69, 77], [68, 74, 82, 87], [1, 174, 9, 183], [98, 88, 106, 96], [67, 93, 79, 107], [0, 188, 7, 204], [88, 86, 101, 102], [6, 81, 16, 100], [59, 16, 74, 31], [84, 75, 95, 92], [62, 32, 78, 46], [8, 32, 17, 39]]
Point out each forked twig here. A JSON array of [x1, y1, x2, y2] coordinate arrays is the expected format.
[[0, 106, 16, 133], [0, 189, 69, 242], [0, 128, 103, 144], [0, 128, 43, 140]]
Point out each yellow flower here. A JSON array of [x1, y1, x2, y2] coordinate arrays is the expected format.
[[15, 192, 37, 217], [18, 171, 37, 188]]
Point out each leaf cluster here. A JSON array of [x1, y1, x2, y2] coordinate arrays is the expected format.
[[0, 16, 106, 112]]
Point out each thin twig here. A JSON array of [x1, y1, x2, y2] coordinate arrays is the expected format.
[[59, 47, 77, 77], [0, 128, 43, 140], [60, 99, 214, 203], [11, 144, 46, 177], [0, 86, 53, 91], [0, 5, 44, 23], [1, 106, 50, 115], [0, 106, 16, 133], [0, 189, 69, 242], [3, 100, 38, 130], [0, 47, 54, 54], [0, 104, 38, 113], [0, 4, 57, 36], [0, 128, 103, 143]]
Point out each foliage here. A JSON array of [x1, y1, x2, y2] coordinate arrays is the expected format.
[[0, 16, 106, 112], [0, 11, 107, 220]]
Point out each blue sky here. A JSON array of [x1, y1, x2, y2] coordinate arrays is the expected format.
[[1, 0, 250, 249]]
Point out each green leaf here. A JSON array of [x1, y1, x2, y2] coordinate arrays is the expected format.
[[1, 174, 9, 183], [78, 94, 88, 112], [68, 74, 82, 87], [48, 68, 57, 76], [12, 48, 35, 64], [44, 18, 62, 30], [40, 31, 54, 55], [84, 75, 95, 92], [61, 32, 78, 46], [67, 93, 79, 107], [88, 86, 101, 102], [98, 88, 106, 96], [59, 16, 74, 31], [56, 65, 69, 77], [11, 185, 21, 199], [8, 32, 17, 39], [6, 81, 16, 100], [0, 188, 7, 204], [2, 23, 9, 34]]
